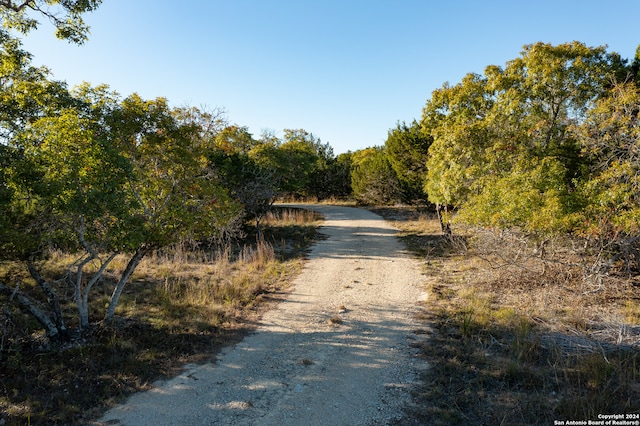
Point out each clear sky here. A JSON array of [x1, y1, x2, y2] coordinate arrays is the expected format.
[[19, 0, 640, 154]]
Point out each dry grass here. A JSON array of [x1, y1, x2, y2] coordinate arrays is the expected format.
[[0, 206, 321, 425], [372, 206, 640, 425]]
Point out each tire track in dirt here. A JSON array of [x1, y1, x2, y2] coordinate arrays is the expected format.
[[98, 205, 427, 426]]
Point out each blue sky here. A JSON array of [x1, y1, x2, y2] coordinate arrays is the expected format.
[[20, 0, 640, 154]]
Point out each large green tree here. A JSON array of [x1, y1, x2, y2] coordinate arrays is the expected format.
[[0, 0, 105, 337], [423, 42, 622, 234], [248, 128, 333, 198], [571, 81, 640, 273], [385, 120, 431, 204], [101, 94, 240, 324], [1, 79, 241, 337], [210, 125, 276, 238], [351, 146, 401, 205], [422, 72, 493, 230]]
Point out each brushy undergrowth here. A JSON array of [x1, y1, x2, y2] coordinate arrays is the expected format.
[[0, 206, 321, 426], [371, 206, 640, 426]]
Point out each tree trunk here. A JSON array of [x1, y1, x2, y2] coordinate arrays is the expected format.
[[0, 281, 62, 341], [103, 245, 151, 325], [27, 261, 69, 338], [256, 216, 263, 243], [75, 253, 116, 329], [436, 204, 452, 236], [74, 256, 93, 330]]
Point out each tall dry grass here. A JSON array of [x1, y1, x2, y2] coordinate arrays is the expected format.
[[0, 205, 319, 425], [372, 207, 640, 424], [105, 239, 298, 328]]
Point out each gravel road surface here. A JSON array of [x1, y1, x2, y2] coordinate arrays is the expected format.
[[98, 205, 428, 425]]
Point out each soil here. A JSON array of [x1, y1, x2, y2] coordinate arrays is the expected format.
[[96, 205, 429, 426]]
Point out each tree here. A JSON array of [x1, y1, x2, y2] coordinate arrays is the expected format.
[[0, 33, 79, 339], [351, 147, 401, 205], [214, 125, 258, 154], [211, 126, 277, 239], [385, 120, 431, 204], [278, 129, 325, 197], [423, 42, 621, 235], [630, 45, 640, 84], [571, 81, 640, 273], [22, 106, 130, 330], [422, 72, 494, 231], [101, 94, 241, 324], [307, 152, 353, 200], [1, 84, 241, 337], [249, 128, 328, 198], [0, 0, 241, 338], [0, 0, 102, 44], [330, 151, 353, 199]]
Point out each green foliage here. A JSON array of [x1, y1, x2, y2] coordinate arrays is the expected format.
[[384, 120, 431, 203], [210, 127, 277, 233], [108, 94, 240, 247], [0, 0, 102, 44], [214, 125, 258, 154], [0, 45, 242, 330], [568, 81, 640, 271], [415, 40, 640, 275], [351, 147, 401, 205], [457, 156, 572, 234], [422, 42, 625, 236], [309, 151, 353, 200], [247, 128, 350, 200], [423, 72, 494, 208]]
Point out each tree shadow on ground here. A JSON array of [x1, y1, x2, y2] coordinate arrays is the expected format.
[[1, 315, 263, 425], [400, 310, 640, 426], [369, 206, 640, 425]]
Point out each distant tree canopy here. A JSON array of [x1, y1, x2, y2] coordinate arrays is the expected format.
[[384, 120, 431, 204], [351, 146, 401, 205], [247, 128, 349, 201]]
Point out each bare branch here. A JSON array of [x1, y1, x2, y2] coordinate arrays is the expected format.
[[0, 280, 61, 340]]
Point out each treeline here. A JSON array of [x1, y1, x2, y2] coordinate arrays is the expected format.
[[0, 2, 355, 339], [369, 41, 640, 277], [0, 49, 354, 338]]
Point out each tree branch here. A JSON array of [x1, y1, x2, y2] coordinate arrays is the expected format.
[[0, 280, 61, 340], [27, 260, 68, 335], [0, 1, 34, 12]]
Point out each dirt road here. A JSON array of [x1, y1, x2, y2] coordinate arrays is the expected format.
[[98, 205, 427, 425]]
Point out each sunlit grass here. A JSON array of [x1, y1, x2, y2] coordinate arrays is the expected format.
[[373, 206, 640, 425]]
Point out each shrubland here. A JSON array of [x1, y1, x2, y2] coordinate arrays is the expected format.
[[372, 207, 640, 425]]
